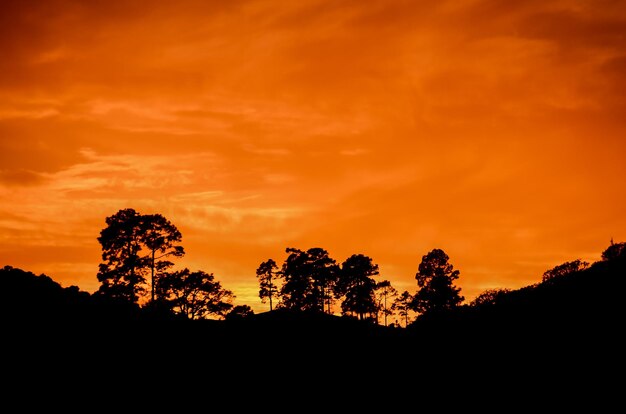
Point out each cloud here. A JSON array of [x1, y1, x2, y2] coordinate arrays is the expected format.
[[0, 169, 48, 187]]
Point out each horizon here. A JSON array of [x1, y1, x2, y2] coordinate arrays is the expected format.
[[1, 0, 625, 314]]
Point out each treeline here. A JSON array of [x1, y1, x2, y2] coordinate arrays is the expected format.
[[1, 207, 624, 330], [254, 247, 463, 326], [408, 239, 626, 343], [88, 207, 468, 325]]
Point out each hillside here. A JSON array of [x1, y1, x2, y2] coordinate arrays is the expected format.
[[3, 244, 624, 332], [2, 244, 623, 364], [2, 249, 623, 406]]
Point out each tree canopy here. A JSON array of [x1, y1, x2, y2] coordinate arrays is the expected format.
[[335, 254, 380, 320], [256, 258, 279, 311], [96, 208, 185, 305], [376, 280, 398, 326], [602, 240, 626, 261], [258, 248, 398, 320], [412, 248, 464, 315], [157, 268, 234, 320], [276, 247, 339, 313], [392, 290, 414, 327], [542, 259, 589, 283]]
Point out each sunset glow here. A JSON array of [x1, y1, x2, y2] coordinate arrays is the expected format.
[[1, 0, 625, 313]]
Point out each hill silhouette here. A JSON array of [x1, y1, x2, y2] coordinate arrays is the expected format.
[[2, 242, 623, 401], [2, 243, 624, 346]]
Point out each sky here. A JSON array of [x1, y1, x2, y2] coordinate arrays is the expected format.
[[1, 0, 625, 314]]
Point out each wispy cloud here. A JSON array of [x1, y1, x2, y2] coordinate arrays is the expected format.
[[0, 169, 48, 187]]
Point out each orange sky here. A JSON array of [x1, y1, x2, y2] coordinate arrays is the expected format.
[[1, 0, 625, 314]]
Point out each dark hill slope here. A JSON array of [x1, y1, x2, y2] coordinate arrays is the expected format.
[[413, 252, 624, 334], [2, 253, 624, 351], [2, 256, 623, 404], [405, 253, 625, 376], [2, 251, 623, 345]]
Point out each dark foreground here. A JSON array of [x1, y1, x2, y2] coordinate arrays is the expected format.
[[2, 253, 624, 406]]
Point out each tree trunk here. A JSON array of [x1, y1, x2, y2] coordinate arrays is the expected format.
[[151, 249, 155, 303], [384, 293, 388, 326], [269, 277, 273, 311]]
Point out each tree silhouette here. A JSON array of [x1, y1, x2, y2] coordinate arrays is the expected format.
[[141, 213, 185, 303], [225, 304, 255, 320], [412, 248, 464, 316], [256, 259, 279, 311], [469, 288, 511, 307], [157, 268, 234, 320], [307, 248, 340, 313], [96, 208, 185, 305], [602, 239, 626, 261], [542, 259, 589, 283], [335, 254, 379, 320], [277, 247, 339, 313], [392, 290, 414, 327], [96, 208, 147, 304], [375, 280, 398, 326]]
